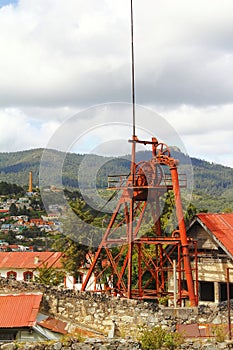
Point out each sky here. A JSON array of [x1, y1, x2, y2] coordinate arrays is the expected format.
[[0, 0, 233, 167]]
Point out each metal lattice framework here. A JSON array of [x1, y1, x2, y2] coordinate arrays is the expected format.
[[81, 137, 198, 306]]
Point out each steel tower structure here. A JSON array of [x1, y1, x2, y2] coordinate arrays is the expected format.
[[81, 137, 198, 306], [81, 0, 198, 306]]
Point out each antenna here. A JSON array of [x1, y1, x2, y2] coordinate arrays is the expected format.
[[130, 0, 137, 187], [130, 0, 136, 137]]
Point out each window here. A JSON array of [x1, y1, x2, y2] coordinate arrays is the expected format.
[[7, 271, 17, 280], [75, 272, 83, 284], [219, 282, 233, 302], [199, 281, 214, 302], [0, 330, 17, 341], [23, 271, 33, 282]]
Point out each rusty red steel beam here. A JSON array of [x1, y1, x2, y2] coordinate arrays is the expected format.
[[127, 199, 134, 298], [105, 237, 186, 244], [81, 200, 122, 291], [170, 165, 197, 307], [105, 246, 127, 293]]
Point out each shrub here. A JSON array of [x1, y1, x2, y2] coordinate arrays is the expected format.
[[138, 325, 184, 350], [211, 324, 228, 342]]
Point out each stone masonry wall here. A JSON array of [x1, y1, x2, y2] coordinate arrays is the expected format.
[[0, 278, 196, 336], [0, 278, 231, 338]]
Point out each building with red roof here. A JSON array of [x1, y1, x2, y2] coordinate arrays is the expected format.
[[0, 293, 67, 341], [187, 213, 233, 304], [0, 251, 99, 292], [0, 252, 63, 282], [0, 209, 9, 214]]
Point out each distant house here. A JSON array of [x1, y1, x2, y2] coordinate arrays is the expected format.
[[0, 209, 9, 214], [187, 213, 233, 304], [0, 223, 12, 231], [16, 197, 31, 210], [0, 252, 63, 282], [0, 293, 67, 342], [0, 251, 98, 291], [29, 218, 54, 227]]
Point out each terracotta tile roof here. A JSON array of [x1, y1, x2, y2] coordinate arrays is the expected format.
[[0, 252, 63, 269], [196, 213, 233, 257], [0, 293, 42, 328]]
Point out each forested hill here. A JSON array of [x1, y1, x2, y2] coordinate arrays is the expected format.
[[0, 148, 232, 212]]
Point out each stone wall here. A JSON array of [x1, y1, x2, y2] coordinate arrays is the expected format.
[[0, 278, 196, 336], [0, 278, 232, 337], [1, 339, 142, 350], [2, 337, 233, 350]]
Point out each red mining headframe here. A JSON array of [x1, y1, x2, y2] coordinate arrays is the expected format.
[[81, 136, 198, 306], [82, 0, 197, 306]]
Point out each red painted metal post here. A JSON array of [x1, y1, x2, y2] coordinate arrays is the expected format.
[[138, 243, 143, 298], [127, 199, 134, 299], [194, 241, 199, 305], [178, 243, 182, 306], [227, 267, 232, 340], [170, 165, 197, 306]]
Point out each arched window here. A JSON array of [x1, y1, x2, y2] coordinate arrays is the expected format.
[[7, 271, 17, 280], [23, 271, 33, 282]]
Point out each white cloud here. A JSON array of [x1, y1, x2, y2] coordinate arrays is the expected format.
[[0, 0, 132, 106], [158, 104, 233, 167], [0, 0, 232, 168], [0, 0, 233, 107], [160, 104, 233, 135], [0, 108, 60, 151]]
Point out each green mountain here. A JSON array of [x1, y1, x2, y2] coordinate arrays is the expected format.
[[0, 148, 232, 213]]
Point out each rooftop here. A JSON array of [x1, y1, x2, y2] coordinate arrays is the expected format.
[[195, 213, 233, 257], [0, 251, 63, 269], [0, 293, 42, 328]]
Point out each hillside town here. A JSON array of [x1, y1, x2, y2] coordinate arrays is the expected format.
[[0, 128, 233, 346], [0, 159, 232, 347], [0, 178, 63, 252]]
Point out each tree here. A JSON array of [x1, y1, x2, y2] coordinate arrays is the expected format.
[[184, 203, 197, 225], [52, 199, 105, 276], [9, 203, 18, 216], [223, 207, 232, 213], [35, 264, 65, 286], [18, 205, 30, 216], [160, 191, 177, 233], [5, 230, 16, 244], [53, 235, 87, 275]]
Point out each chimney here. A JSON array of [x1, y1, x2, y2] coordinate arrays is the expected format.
[[34, 256, 39, 265], [29, 171, 33, 193]]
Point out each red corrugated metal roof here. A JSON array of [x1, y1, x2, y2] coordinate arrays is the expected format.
[[0, 293, 42, 328], [196, 213, 233, 256], [38, 317, 68, 335], [0, 252, 63, 269], [177, 323, 201, 337], [177, 323, 231, 338]]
